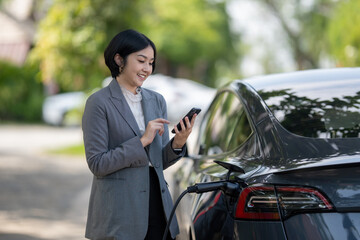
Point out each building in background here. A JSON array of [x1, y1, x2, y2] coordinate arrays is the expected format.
[[0, 0, 50, 65]]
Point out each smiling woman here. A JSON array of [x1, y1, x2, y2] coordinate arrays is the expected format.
[[82, 29, 198, 240], [114, 45, 155, 94], [104, 30, 157, 81]]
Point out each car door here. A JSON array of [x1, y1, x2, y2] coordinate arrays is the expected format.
[[189, 90, 254, 240]]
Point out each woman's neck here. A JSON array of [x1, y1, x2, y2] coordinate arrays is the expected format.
[[116, 76, 137, 94]]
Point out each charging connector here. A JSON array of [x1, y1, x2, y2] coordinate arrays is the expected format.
[[163, 160, 245, 240], [187, 181, 240, 196], [162, 181, 240, 240]]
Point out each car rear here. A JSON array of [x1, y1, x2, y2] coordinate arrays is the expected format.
[[233, 160, 360, 240], [233, 68, 360, 239]]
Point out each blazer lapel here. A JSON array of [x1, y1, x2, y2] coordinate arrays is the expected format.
[[141, 88, 156, 126], [108, 79, 142, 136], [141, 88, 162, 167]]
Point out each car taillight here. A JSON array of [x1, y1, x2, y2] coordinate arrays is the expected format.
[[235, 185, 334, 220]]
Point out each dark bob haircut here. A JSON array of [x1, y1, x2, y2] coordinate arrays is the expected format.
[[104, 29, 156, 78]]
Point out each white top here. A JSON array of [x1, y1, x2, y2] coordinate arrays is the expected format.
[[119, 85, 146, 135], [119, 84, 154, 166]]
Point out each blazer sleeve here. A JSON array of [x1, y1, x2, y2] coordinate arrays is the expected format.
[[82, 93, 148, 177], [159, 95, 186, 170]]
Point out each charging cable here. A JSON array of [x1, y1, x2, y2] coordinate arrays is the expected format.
[[162, 181, 240, 240]]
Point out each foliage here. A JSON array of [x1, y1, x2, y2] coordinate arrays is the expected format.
[[258, 0, 336, 70], [327, 0, 360, 66], [47, 143, 85, 156], [0, 61, 44, 122], [30, 0, 238, 92], [138, 0, 239, 86], [29, 0, 142, 92]]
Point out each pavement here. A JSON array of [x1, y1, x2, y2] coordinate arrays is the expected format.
[[0, 124, 90, 240], [0, 124, 185, 240]]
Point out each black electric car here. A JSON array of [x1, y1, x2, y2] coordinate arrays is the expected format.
[[173, 68, 360, 240]]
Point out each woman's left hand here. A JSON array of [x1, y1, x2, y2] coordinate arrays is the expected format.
[[172, 114, 197, 149]]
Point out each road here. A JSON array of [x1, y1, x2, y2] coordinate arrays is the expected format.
[[0, 124, 184, 240], [0, 125, 90, 240]]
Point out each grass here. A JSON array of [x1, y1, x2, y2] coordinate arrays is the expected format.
[[48, 144, 85, 156]]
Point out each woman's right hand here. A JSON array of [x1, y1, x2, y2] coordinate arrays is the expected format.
[[140, 118, 170, 147]]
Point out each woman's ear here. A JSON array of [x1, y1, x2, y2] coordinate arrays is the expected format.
[[114, 53, 123, 67]]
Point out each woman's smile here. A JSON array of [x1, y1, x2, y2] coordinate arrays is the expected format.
[[117, 45, 154, 93]]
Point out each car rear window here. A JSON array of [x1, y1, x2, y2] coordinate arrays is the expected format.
[[258, 78, 360, 138]]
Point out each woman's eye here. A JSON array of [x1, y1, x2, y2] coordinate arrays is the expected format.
[[139, 60, 145, 63]]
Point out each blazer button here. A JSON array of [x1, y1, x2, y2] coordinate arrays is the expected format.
[[161, 188, 165, 193]]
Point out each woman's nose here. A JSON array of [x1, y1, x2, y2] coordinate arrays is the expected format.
[[143, 63, 151, 73]]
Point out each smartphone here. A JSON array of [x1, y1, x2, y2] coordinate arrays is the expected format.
[[171, 108, 201, 133]]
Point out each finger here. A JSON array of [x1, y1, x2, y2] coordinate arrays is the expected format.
[[179, 118, 186, 132], [158, 125, 165, 136], [156, 124, 165, 133], [190, 114, 197, 126], [185, 116, 192, 129], [173, 124, 179, 134], [154, 118, 170, 124], [147, 123, 162, 136]]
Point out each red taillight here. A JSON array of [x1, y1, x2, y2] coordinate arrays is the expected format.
[[235, 185, 280, 220], [235, 185, 334, 220]]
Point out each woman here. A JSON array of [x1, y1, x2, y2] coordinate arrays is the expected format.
[[82, 29, 196, 240]]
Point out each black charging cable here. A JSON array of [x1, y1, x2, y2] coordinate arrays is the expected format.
[[162, 188, 189, 240], [162, 181, 240, 240]]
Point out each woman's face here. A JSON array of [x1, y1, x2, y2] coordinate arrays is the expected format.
[[117, 45, 154, 93]]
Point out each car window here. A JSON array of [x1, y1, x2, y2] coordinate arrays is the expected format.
[[227, 111, 252, 151], [199, 91, 252, 155], [258, 83, 360, 138]]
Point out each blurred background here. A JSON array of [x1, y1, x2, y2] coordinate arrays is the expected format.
[[0, 0, 359, 239], [1, 0, 360, 125]]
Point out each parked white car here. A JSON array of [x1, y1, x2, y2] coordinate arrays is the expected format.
[[42, 74, 216, 126], [42, 91, 86, 126], [142, 74, 216, 124]]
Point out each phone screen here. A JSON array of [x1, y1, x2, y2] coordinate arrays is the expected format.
[[171, 108, 201, 133]]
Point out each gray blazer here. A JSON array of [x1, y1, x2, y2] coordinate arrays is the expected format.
[[82, 79, 183, 240]]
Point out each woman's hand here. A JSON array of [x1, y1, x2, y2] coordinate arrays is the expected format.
[[141, 118, 170, 147], [172, 114, 197, 149]]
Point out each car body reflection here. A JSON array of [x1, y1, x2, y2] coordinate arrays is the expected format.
[[173, 68, 360, 240]]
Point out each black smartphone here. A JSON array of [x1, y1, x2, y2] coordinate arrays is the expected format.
[[171, 107, 201, 133]]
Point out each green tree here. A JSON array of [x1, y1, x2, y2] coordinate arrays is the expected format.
[[259, 0, 336, 70], [327, 0, 360, 67], [0, 61, 44, 122], [138, 0, 239, 87], [30, 0, 238, 92], [30, 0, 144, 92]]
